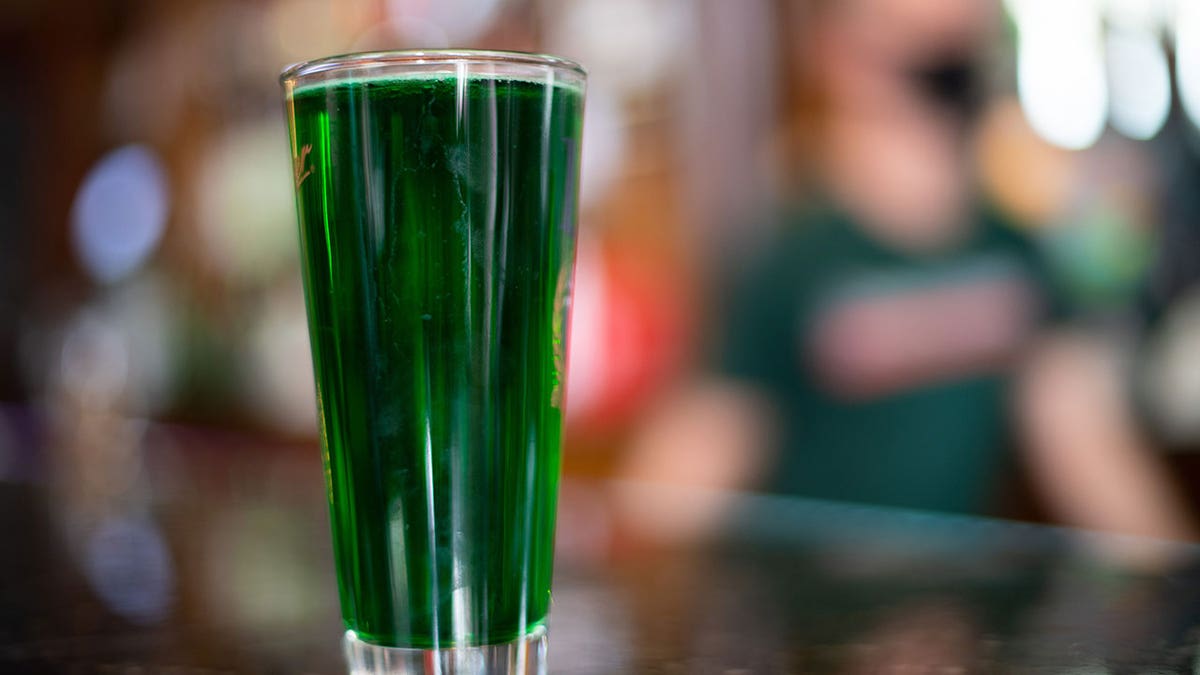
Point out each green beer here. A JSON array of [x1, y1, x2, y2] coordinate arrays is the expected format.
[[283, 54, 584, 651]]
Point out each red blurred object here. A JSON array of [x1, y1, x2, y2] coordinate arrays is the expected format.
[[567, 236, 693, 434]]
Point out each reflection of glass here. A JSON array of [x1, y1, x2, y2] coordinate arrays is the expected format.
[[280, 51, 585, 673]]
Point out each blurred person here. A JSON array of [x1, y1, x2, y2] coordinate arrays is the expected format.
[[616, 0, 1194, 546]]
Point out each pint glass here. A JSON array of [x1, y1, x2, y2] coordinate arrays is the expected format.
[[280, 50, 585, 674]]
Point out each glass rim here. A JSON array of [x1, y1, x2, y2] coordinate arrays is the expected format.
[[279, 49, 586, 87]]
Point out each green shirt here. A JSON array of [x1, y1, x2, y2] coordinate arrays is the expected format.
[[720, 206, 1060, 514]]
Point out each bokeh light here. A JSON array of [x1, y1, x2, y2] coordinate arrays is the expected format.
[[243, 278, 317, 435], [83, 515, 176, 625], [57, 280, 177, 414], [195, 119, 297, 286], [59, 310, 131, 409], [70, 145, 170, 284], [544, 0, 690, 95], [1010, 0, 1108, 150], [1106, 26, 1170, 141], [1176, 0, 1200, 133], [578, 85, 627, 210], [1143, 289, 1200, 443], [385, 0, 507, 47]]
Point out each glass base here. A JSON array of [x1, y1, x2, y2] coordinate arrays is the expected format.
[[343, 627, 548, 675]]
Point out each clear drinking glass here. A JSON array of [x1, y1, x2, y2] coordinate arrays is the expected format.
[[279, 50, 586, 674]]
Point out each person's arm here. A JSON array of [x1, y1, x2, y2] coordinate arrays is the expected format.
[[1014, 332, 1197, 543], [612, 379, 777, 544]]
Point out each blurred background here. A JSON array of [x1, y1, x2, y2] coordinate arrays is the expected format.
[[7, 0, 1200, 662]]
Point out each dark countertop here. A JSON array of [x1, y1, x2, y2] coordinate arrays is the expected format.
[[4, 421, 1200, 674]]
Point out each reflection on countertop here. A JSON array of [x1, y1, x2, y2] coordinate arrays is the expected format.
[[4, 412, 1200, 673]]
